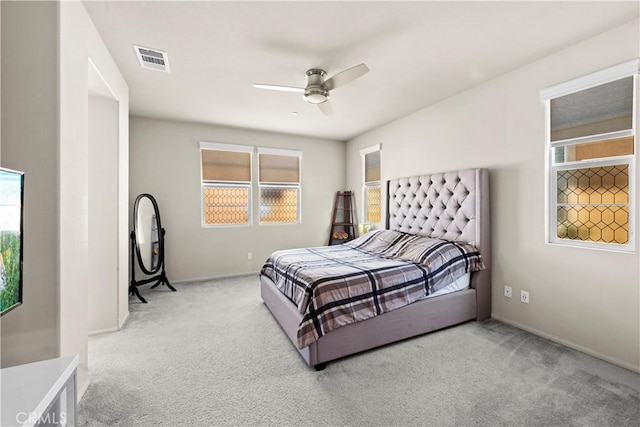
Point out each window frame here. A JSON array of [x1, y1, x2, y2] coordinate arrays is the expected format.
[[199, 141, 253, 228], [360, 144, 382, 226], [257, 147, 302, 226], [541, 60, 638, 252]]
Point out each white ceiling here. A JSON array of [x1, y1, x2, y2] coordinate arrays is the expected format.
[[83, 1, 639, 141]]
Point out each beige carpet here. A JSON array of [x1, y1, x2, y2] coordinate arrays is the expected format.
[[78, 275, 640, 426]]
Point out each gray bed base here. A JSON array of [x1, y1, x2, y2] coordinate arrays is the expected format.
[[260, 168, 491, 370], [261, 275, 478, 369]]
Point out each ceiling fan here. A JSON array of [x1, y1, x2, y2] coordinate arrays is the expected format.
[[254, 63, 369, 115]]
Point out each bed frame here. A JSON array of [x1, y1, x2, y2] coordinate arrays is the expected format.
[[260, 168, 491, 370]]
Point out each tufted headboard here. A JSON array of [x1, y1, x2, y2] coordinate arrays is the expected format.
[[386, 168, 491, 320]]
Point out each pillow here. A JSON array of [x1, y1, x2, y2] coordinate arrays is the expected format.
[[347, 229, 484, 273], [391, 234, 485, 273], [345, 229, 408, 254]]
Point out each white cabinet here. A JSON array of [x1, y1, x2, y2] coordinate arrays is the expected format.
[[0, 355, 78, 427]]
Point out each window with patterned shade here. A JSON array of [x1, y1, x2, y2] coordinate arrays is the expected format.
[[258, 148, 301, 224], [200, 142, 252, 226], [541, 61, 636, 251], [361, 145, 382, 224]]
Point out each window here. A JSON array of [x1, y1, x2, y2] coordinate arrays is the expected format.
[[360, 144, 382, 224], [200, 142, 253, 227], [258, 148, 302, 224], [541, 60, 637, 251]]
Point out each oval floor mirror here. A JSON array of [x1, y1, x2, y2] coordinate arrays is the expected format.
[[129, 193, 176, 303]]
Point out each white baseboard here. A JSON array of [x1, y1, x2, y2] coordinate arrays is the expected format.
[[491, 314, 640, 373], [88, 326, 119, 337], [118, 311, 129, 330], [88, 312, 130, 337], [78, 376, 90, 401], [173, 271, 260, 285]]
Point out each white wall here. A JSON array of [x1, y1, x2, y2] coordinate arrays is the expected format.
[[129, 117, 345, 282], [346, 20, 640, 371], [58, 1, 129, 396], [1, 1, 129, 399], [1, 0, 60, 367], [88, 95, 119, 335]]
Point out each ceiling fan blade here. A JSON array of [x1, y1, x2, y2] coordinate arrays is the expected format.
[[323, 63, 369, 91], [317, 100, 334, 116], [253, 83, 304, 93]]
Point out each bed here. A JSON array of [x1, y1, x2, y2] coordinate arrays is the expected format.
[[260, 168, 491, 370]]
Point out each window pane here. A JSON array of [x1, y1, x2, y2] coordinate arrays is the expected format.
[[259, 154, 300, 183], [557, 205, 628, 244], [260, 187, 298, 223], [203, 186, 250, 225], [202, 150, 251, 182], [365, 151, 380, 183], [553, 136, 634, 164], [556, 164, 629, 244], [365, 185, 381, 223], [550, 76, 633, 142]]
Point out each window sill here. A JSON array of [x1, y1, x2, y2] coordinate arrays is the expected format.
[[547, 239, 635, 254]]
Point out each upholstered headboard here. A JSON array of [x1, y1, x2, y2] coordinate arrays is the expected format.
[[386, 168, 491, 320]]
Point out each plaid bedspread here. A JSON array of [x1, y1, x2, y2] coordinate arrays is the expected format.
[[260, 229, 484, 349]]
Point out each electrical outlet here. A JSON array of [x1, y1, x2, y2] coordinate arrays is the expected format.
[[247, 252, 253, 260], [504, 285, 512, 298], [520, 290, 529, 304]]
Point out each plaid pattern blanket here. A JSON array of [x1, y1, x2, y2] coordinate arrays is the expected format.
[[260, 230, 484, 349]]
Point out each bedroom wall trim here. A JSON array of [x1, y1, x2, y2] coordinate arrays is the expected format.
[[540, 58, 639, 100], [118, 311, 130, 330], [88, 326, 120, 337], [90, 308, 130, 336], [492, 314, 639, 373], [170, 271, 260, 286], [257, 146, 302, 157], [199, 141, 254, 152], [359, 143, 382, 156]]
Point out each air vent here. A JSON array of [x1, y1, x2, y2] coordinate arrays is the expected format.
[[133, 45, 170, 73]]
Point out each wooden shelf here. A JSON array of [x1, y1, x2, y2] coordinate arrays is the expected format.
[[328, 191, 357, 245]]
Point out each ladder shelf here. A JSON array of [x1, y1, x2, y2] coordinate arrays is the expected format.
[[328, 191, 358, 245]]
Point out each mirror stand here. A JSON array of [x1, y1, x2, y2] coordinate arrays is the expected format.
[[129, 230, 176, 303], [130, 193, 176, 304]]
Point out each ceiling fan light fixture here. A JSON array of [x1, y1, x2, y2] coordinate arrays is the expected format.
[[304, 87, 329, 104], [253, 63, 368, 115]]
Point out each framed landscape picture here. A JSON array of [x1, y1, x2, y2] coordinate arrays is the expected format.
[[0, 168, 24, 316]]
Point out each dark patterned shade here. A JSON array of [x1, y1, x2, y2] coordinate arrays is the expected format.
[[365, 151, 381, 183], [550, 76, 633, 142]]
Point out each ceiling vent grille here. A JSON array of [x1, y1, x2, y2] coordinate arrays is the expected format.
[[134, 45, 170, 73]]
